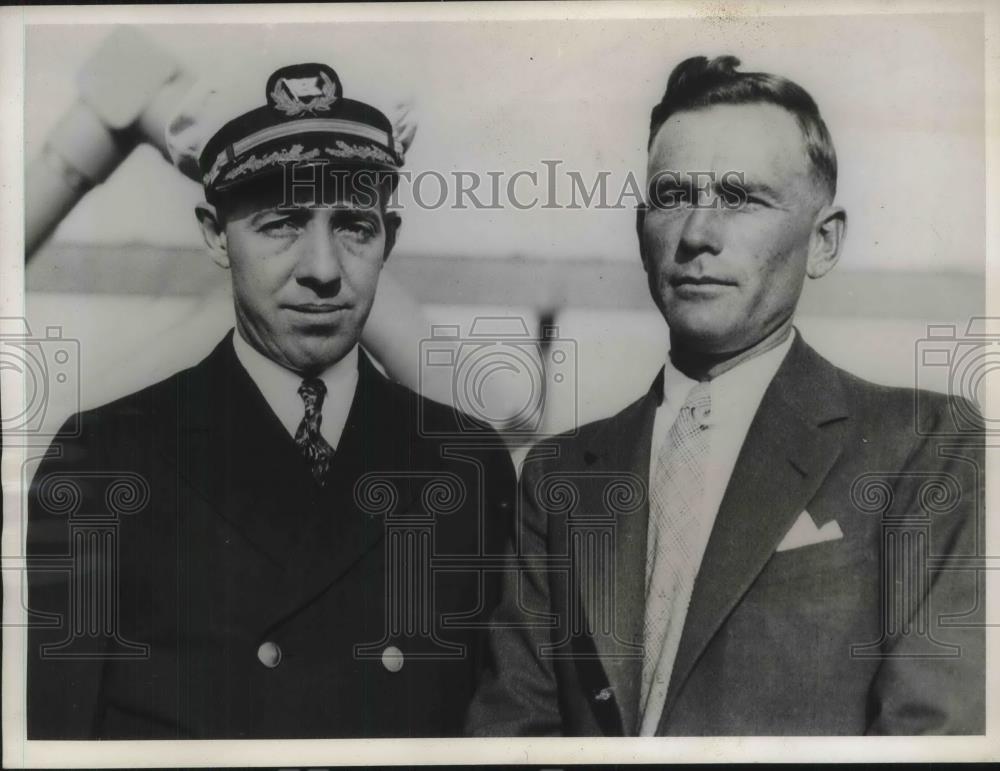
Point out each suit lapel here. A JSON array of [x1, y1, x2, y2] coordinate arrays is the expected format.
[[162, 335, 408, 613], [577, 374, 661, 736], [658, 336, 850, 729], [169, 333, 311, 570], [300, 351, 414, 595]]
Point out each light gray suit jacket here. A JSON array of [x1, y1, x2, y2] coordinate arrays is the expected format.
[[467, 335, 984, 736]]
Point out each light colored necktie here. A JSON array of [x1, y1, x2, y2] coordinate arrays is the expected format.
[[295, 377, 336, 484], [639, 381, 712, 735]]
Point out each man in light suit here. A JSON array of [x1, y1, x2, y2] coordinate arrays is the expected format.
[[467, 55, 984, 736], [27, 62, 515, 738]]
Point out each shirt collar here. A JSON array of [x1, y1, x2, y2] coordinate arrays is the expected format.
[[661, 329, 795, 427], [231, 329, 359, 446]]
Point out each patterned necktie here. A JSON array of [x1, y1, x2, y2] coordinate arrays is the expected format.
[[294, 377, 335, 484], [639, 381, 712, 735]]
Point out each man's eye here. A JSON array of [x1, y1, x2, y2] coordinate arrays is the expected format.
[[726, 194, 767, 211], [339, 220, 377, 239], [739, 197, 770, 212], [258, 218, 298, 235], [651, 185, 691, 209], [740, 191, 770, 209]]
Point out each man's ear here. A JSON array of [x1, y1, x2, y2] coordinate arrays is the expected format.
[[382, 211, 401, 264], [195, 203, 230, 269], [806, 204, 847, 279], [636, 202, 649, 271]]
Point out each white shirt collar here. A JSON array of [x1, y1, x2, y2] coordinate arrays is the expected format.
[[231, 330, 359, 449], [660, 328, 796, 425], [648, 329, 796, 567]]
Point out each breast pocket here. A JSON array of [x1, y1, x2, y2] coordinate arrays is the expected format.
[[755, 529, 874, 600]]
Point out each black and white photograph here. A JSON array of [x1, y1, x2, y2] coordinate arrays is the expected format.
[[1, 1, 997, 766]]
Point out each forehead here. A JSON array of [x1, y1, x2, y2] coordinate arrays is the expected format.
[[648, 102, 811, 183]]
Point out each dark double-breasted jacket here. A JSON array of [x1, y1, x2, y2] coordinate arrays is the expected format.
[[28, 332, 516, 738]]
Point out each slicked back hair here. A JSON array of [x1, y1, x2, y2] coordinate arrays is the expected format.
[[649, 55, 838, 201]]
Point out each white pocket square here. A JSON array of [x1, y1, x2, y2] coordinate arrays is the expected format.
[[776, 511, 843, 552]]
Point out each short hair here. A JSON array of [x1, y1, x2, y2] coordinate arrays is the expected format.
[[649, 55, 838, 200]]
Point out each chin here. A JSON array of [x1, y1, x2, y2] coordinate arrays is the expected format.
[[666, 315, 741, 353], [289, 341, 355, 373]]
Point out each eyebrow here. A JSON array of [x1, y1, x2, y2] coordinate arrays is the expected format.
[[249, 206, 308, 224], [649, 176, 783, 201], [733, 180, 781, 199], [256, 202, 380, 216], [332, 207, 382, 225], [249, 205, 382, 228]]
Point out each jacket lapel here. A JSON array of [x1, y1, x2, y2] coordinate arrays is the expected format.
[[577, 374, 661, 736], [168, 333, 311, 570], [161, 335, 408, 612], [657, 336, 850, 729], [298, 350, 415, 597]]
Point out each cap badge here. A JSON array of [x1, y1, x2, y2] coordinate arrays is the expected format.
[[267, 64, 342, 117]]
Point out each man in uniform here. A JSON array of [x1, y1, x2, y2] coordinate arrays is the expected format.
[[28, 62, 515, 739], [468, 55, 984, 736]]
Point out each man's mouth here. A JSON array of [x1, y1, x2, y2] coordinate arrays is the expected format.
[[670, 276, 737, 287], [284, 303, 351, 314], [669, 275, 738, 298]]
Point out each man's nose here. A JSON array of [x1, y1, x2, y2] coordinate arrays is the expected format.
[[295, 222, 344, 289], [676, 203, 723, 260]]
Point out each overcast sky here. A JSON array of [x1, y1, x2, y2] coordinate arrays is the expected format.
[[26, 12, 985, 273]]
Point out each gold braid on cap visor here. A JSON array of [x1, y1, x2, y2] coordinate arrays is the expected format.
[[203, 118, 393, 187]]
